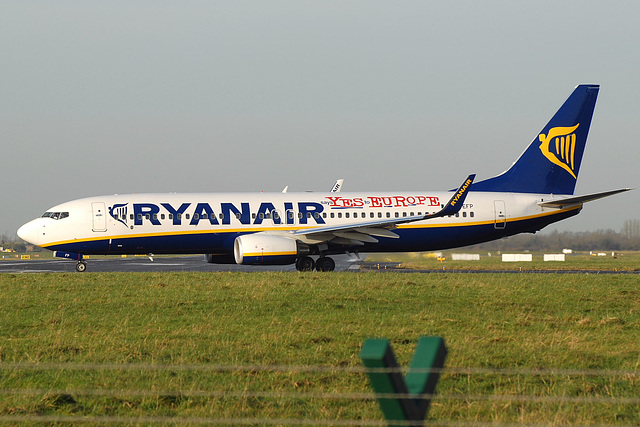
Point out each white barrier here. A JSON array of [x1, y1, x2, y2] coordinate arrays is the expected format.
[[452, 253, 480, 261], [502, 254, 532, 262], [544, 254, 565, 262]]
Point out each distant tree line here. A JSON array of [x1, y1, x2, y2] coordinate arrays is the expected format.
[[1, 234, 27, 252], [465, 220, 640, 252]]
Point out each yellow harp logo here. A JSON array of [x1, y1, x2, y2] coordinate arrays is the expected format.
[[538, 124, 580, 179]]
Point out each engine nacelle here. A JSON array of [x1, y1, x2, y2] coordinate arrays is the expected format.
[[203, 253, 236, 264], [234, 234, 307, 265]]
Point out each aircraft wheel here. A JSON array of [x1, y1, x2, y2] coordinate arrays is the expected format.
[[75, 261, 87, 272], [316, 256, 335, 272], [295, 256, 315, 272]]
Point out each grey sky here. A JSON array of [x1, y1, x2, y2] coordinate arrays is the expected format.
[[2, 1, 638, 237]]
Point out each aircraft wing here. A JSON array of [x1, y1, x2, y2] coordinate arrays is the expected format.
[[291, 174, 475, 246], [538, 188, 632, 209]]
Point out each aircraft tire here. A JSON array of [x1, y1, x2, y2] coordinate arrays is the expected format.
[[75, 261, 87, 272], [295, 256, 315, 272], [316, 257, 335, 272]]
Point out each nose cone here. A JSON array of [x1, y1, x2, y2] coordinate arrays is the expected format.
[[17, 219, 42, 246]]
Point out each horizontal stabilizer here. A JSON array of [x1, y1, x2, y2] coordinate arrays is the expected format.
[[538, 188, 632, 208]]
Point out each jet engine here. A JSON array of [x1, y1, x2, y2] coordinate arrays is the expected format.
[[203, 253, 236, 264], [234, 234, 308, 265]]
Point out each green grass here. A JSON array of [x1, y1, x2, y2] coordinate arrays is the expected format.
[[1, 272, 639, 424], [367, 250, 640, 271]]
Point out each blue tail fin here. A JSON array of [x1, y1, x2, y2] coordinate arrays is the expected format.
[[472, 84, 599, 195]]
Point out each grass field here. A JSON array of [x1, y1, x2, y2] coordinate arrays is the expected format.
[[1, 271, 639, 425], [366, 250, 640, 272]]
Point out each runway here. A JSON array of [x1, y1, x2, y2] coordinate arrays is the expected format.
[[0, 255, 361, 273], [1, 256, 637, 274]]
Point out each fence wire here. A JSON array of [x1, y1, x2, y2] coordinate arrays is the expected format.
[[1, 362, 638, 426]]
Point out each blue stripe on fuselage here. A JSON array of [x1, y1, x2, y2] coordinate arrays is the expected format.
[[44, 208, 579, 257]]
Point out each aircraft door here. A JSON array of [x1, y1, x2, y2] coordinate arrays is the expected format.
[[285, 208, 296, 225], [272, 209, 282, 225], [92, 202, 107, 232], [494, 200, 506, 229]]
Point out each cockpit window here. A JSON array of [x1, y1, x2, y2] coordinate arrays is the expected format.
[[42, 211, 69, 220]]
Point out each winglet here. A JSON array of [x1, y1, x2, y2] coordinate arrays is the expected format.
[[424, 174, 475, 220], [330, 179, 344, 193]]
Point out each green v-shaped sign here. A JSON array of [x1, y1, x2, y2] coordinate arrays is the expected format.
[[360, 337, 447, 426]]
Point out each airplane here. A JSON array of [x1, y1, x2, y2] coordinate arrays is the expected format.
[[17, 84, 631, 272]]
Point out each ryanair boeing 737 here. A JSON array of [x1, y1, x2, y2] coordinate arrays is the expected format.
[[18, 85, 630, 272]]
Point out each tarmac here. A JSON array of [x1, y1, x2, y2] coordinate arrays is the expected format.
[[0, 255, 361, 273], [1, 256, 637, 274]]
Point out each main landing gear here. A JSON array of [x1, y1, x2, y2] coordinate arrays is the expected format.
[[295, 256, 336, 272]]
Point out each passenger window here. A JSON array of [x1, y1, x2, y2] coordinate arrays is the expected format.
[[386, 212, 391, 218], [185, 214, 190, 219], [161, 214, 165, 220], [470, 212, 475, 218], [330, 213, 335, 218], [463, 212, 467, 218], [169, 214, 173, 220], [236, 213, 241, 219], [193, 214, 199, 220], [338, 213, 342, 218], [370, 213, 374, 218], [345, 213, 350, 218], [378, 212, 382, 218], [402, 212, 407, 217]]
